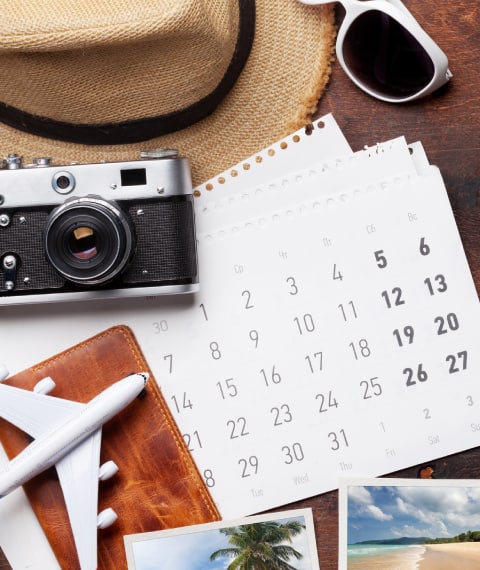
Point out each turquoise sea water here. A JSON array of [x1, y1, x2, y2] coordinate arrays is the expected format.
[[348, 544, 419, 559], [347, 543, 425, 569]]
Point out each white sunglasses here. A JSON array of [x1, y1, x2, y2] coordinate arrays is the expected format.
[[298, 0, 452, 102]]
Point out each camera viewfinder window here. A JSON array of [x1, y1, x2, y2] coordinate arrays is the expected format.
[[121, 168, 147, 186]]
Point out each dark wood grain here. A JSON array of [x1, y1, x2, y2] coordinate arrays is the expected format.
[[0, 549, 10, 570], [270, 2, 480, 569]]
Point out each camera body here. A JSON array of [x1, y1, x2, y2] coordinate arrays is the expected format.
[[0, 150, 198, 305]]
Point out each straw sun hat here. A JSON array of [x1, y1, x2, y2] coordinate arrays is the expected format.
[[0, 0, 335, 186]]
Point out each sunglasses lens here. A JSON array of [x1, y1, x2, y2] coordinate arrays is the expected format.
[[342, 10, 435, 99]]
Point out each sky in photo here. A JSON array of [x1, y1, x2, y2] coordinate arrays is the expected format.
[[130, 515, 316, 570], [347, 483, 480, 544]]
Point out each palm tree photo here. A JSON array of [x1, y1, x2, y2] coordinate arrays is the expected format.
[[209, 519, 306, 569]]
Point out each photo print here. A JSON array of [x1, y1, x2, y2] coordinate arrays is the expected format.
[[124, 508, 320, 570], [339, 478, 480, 570]]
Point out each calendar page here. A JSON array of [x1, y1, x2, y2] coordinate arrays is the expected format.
[[0, 140, 479, 524], [196, 135, 423, 233], [193, 113, 352, 205], [142, 166, 480, 517]]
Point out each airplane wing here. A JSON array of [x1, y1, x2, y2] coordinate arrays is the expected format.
[[0, 381, 83, 439], [55, 428, 102, 570]]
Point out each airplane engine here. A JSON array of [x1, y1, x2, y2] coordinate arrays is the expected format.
[[0, 364, 8, 381], [33, 377, 56, 395], [97, 507, 118, 529], [99, 460, 119, 481]]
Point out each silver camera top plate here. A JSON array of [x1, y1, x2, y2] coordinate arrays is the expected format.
[[0, 152, 193, 209]]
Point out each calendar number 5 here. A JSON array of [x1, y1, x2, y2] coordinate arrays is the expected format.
[[374, 250, 387, 268]]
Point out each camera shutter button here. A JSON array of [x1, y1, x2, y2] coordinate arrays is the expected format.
[[33, 157, 52, 167]]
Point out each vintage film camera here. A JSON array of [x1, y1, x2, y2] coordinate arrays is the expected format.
[[0, 150, 198, 305]]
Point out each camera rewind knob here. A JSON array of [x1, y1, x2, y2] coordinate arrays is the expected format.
[[2, 154, 23, 169]]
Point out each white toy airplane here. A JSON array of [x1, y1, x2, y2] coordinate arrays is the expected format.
[[0, 364, 148, 570]]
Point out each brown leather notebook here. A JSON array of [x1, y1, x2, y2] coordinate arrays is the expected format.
[[0, 325, 220, 569]]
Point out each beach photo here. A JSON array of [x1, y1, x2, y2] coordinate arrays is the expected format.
[[124, 508, 319, 570], [339, 478, 480, 570]]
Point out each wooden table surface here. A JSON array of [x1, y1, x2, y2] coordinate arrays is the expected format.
[[1, 1, 478, 569]]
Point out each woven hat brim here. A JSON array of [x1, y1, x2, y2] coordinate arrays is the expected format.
[[0, 2, 335, 187]]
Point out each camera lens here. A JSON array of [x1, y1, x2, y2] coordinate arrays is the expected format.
[[45, 197, 135, 286]]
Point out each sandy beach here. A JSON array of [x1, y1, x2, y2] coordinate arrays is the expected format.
[[419, 543, 480, 570]]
